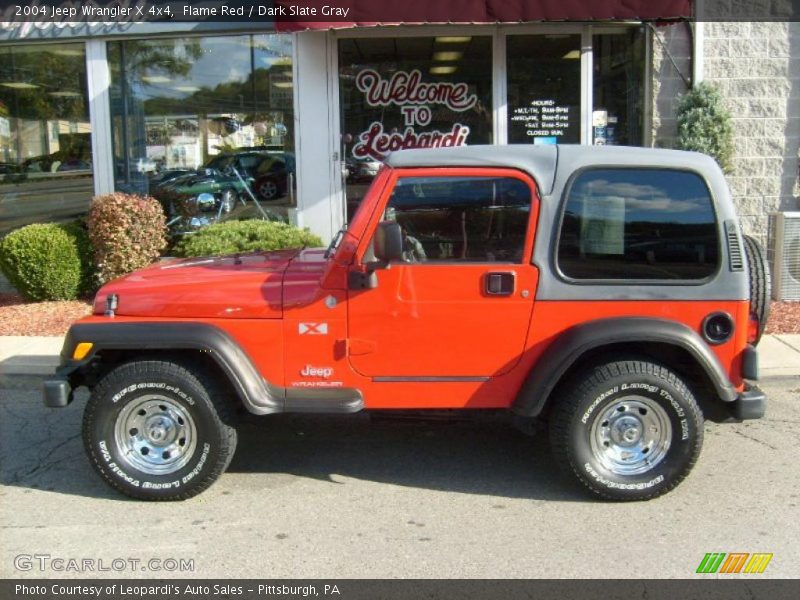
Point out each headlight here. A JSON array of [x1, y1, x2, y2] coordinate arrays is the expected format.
[[195, 192, 216, 211]]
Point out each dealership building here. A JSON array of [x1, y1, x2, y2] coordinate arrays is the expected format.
[[0, 2, 797, 253]]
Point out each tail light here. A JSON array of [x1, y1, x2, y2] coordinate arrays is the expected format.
[[747, 313, 760, 344]]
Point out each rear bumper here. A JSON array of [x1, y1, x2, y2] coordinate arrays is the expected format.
[[729, 384, 766, 420]]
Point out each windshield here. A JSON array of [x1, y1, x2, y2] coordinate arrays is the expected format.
[[204, 156, 233, 171]]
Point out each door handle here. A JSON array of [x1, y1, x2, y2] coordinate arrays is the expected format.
[[485, 272, 515, 296]]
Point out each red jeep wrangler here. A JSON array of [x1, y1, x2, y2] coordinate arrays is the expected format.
[[44, 145, 770, 501]]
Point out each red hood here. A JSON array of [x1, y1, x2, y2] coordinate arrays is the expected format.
[[94, 249, 306, 319]]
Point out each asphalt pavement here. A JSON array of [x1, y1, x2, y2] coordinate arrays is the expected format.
[[0, 375, 798, 579]]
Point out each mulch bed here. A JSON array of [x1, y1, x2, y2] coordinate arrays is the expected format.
[[1, 291, 797, 338], [0, 293, 92, 337], [765, 301, 800, 335]]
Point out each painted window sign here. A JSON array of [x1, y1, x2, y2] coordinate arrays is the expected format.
[[355, 69, 477, 111], [338, 36, 493, 219], [352, 69, 476, 160]]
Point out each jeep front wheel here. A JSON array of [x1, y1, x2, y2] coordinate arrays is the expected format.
[[82, 360, 237, 500], [550, 360, 703, 501]]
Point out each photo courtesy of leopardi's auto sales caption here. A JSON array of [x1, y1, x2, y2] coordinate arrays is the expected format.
[[13, 583, 341, 598]]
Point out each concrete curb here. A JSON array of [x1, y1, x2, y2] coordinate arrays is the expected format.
[[0, 336, 64, 376]]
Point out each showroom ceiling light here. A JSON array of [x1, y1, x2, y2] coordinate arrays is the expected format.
[[53, 48, 84, 57], [262, 56, 292, 66], [435, 36, 472, 43], [141, 75, 171, 84], [562, 50, 581, 59], [429, 65, 457, 75], [272, 81, 293, 88], [173, 85, 201, 92], [49, 90, 82, 97], [0, 82, 39, 89], [432, 51, 463, 61]]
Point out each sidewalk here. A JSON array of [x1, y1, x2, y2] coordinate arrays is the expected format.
[[1, 334, 799, 378]]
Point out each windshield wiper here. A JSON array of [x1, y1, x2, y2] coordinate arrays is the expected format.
[[324, 227, 346, 259]]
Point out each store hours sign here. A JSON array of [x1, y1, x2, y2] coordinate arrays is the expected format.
[[352, 69, 476, 160]]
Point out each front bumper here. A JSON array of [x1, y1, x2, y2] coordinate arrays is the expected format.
[[43, 375, 73, 407], [729, 384, 766, 420], [43, 329, 83, 408]]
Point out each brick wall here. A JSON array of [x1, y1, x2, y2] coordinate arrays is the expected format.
[[650, 23, 692, 148], [652, 22, 800, 242]]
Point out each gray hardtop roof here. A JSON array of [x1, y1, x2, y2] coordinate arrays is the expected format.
[[384, 145, 720, 196]]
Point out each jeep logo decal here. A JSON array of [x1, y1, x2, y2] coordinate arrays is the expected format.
[[300, 365, 333, 378]]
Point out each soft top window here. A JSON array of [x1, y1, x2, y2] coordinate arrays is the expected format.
[[557, 168, 719, 281], [385, 175, 532, 263]]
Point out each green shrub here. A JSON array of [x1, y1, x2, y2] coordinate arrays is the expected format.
[[0, 222, 94, 301], [174, 219, 324, 258], [87, 192, 167, 285], [676, 81, 734, 173]]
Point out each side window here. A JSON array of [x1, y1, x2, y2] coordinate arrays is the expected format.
[[557, 169, 719, 280], [385, 176, 532, 263]]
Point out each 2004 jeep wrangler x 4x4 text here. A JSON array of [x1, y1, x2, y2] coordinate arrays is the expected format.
[[44, 145, 771, 501]]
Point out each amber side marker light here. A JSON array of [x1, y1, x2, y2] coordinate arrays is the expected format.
[[73, 342, 94, 361]]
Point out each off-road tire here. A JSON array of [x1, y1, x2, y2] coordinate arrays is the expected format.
[[743, 234, 771, 345], [550, 360, 703, 501], [82, 360, 237, 501]]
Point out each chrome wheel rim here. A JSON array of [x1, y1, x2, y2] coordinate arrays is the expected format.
[[589, 395, 672, 476], [114, 395, 197, 475]]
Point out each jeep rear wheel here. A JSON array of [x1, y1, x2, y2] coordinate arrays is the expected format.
[[82, 360, 237, 500], [550, 360, 703, 501]]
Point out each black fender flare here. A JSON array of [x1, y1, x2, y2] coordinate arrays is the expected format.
[[61, 322, 285, 414], [512, 317, 738, 418]]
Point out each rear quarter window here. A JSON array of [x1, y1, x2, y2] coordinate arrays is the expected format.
[[557, 168, 719, 281]]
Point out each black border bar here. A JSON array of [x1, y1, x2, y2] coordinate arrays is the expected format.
[[0, 0, 799, 24], [3, 579, 800, 600]]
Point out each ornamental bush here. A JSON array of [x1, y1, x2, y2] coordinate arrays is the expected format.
[[0, 222, 94, 301], [174, 219, 323, 258], [676, 81, 734, 174], [87, 192, 167, 285]]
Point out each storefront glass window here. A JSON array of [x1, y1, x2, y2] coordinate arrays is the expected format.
[[592, 27, 646, 146], [108, 34, 294, 233], [339, 36, 493, 219], [506, 34, 582, 145], [0, 43, 92, 236]]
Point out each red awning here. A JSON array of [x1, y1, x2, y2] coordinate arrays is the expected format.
[[275, 0, 692, 32]]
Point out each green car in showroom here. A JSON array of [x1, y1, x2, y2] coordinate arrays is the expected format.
[[151, 151, 296, 234], [151, 152, 263, 224]]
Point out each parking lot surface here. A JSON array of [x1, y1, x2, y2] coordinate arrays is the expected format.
[[1, 376, 798, 579]]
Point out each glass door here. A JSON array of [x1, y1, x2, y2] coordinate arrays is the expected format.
[[506, 34, 583, 145]]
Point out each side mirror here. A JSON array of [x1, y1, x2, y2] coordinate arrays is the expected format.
[[374, 221, 403, 263], [348, 221, 403, 291]]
